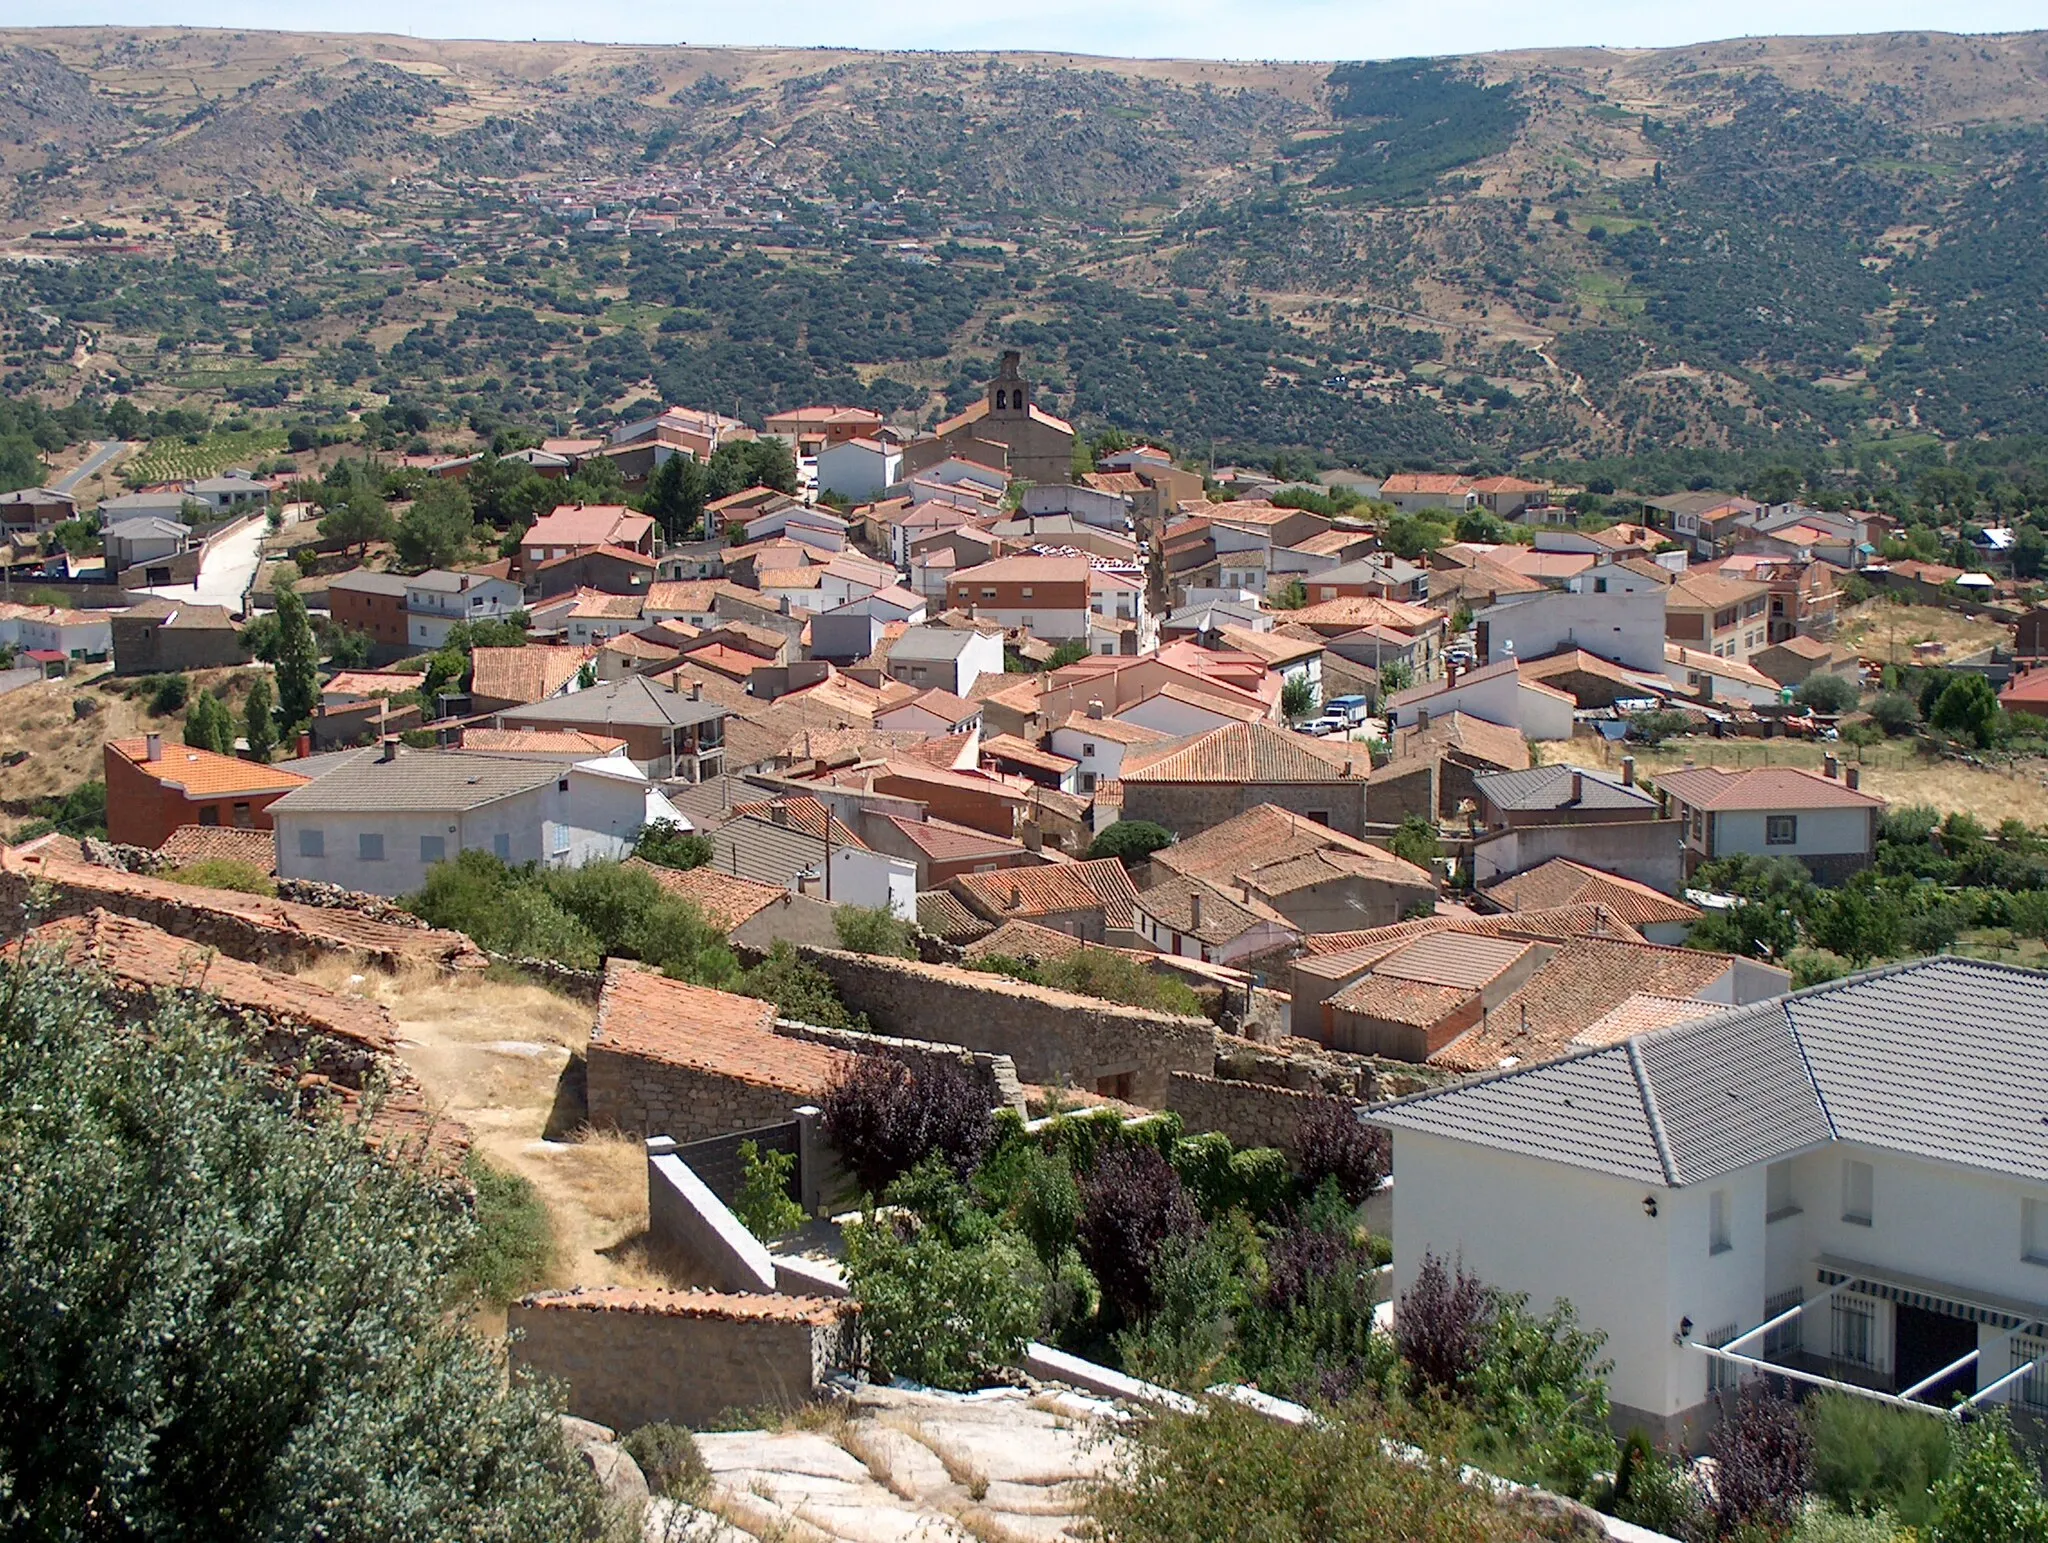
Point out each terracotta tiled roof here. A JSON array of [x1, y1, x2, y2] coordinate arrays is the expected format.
[[1056, 711, 1176, 746], [729, 796, 870, 848], [1134, 872, 1296, 944], [982, 733, 1078, 775], [626, 860, 787, 932], [1484, 858, 1701, 929], [875, 813, 1024, 863], [917, 889, 992, 941], [1215, 625, 1325, 668], [1652, 764, 1884, 812], [1374, 931, 1538, 989], [565, 588, 647, 619], [1328, 975, 1477, 1027], [882, 687, 978, 723], [1430, 937, 1744, 1072], [1122, 721, 1367, 784], [518, 1287, 845, 1326], [962, 917, 1094, 963], [1668, 571, 1769, 610], [1289, 595, 1441, 633], [460, 728, 627, 756], [107, 739, 309, 798], [523, 505, 654, 549], [1382, 473, 1472, 495], [155, 824, 278, 872], [537, 543, 656, 574], [950, 554, 1092, 585], [952, 864, 1105, 921], [1389, 711, 1530, 772], [1068, 856, 1143, 931], [1123, 682, 1267, 726], [644, 580, 726, 612], [322, 670, 417, 698], [469, 645, 592, 706], [591, 960, 848, 1092], [1299, 902, 1645, 958], [1571, 993, 1735, 1049], [1156, 803, 1429, 891]]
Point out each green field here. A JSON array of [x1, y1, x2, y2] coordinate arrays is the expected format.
[[125, 428, 289, 485]]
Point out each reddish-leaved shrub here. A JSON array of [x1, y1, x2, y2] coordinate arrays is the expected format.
[[1711, 1380, 1812, 1536], [1394, 1251, 1493, 1396], [1294, 1100, 1389, 1205], [1076, 1142, 1200, 1324], [820, 1054, 994, 1197]]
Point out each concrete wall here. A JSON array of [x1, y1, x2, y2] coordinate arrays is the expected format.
[[1472, 818, 1685, 892], [796, 946, 1216, 1107], [1166, 1072, 1352, 1158], [1479, 581, 1667, 672], [507, 1290, 848, 1434]]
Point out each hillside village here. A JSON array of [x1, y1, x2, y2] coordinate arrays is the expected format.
[[4, 345, 2048, 1540]]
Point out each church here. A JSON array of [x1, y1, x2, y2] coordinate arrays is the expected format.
[[900, 350, 1076, 488]]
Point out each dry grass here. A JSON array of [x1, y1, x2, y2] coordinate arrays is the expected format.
[[1583, 734, 2048, 827], [297, 962, 671, 1307], [0, 666, 262, 811], [1837, 601, 2013, 666]]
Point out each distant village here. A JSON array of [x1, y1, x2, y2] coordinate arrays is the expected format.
[[4, 343, 2048, 1489]]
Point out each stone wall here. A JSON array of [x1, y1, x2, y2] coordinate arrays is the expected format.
[[1166, 1071, 1354, 1159], [585, 1047, 823, 1144], [796, 946, 1216, 1107], [772, 1018, 1026, 1114], [507, 1289, 851, 1433], [1120, 779, 1370, 841]]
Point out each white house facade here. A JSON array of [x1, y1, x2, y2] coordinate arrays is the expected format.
[[1370, 959, 2048, 1442]]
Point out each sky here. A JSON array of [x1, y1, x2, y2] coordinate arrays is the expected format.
[[7, 0, 2045, 61]]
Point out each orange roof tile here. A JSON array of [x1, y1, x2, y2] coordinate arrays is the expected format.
[[469, 645, 593, 705], [952, 864, 1104, 922], [1652, 764, 1884, 812], [1328, 975, 1477, 1027], [1122, 721, 1367, 784], [459, 727, 628, 756], [626, 859, 788, 932], [155, 824, 278, 872], [107, 739, 309, 798], [1483, 859, 1700, 930], [590, 960, 849, 1093]]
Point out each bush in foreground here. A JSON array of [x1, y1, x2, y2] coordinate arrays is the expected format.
[[820, 1054, 995, 1197], [0, 954, 600, 1539]]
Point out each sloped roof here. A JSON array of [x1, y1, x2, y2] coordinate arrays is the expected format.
[[1300, 902, 1645, 958], [1572, 994, 1734, 1049], [626, 859, 787, 932], [1122, 721, 1366, 785], [108, 739, 308, 799], [460, 728, 628, 756], [523, 504, 654, 548], [962, 917, 1094, 964], [952, 864, 1105, 921], [1484, 858, 1700, 929], [592, 960, 846, 1093], [500, 675, 728, 730], [154, 824, 278, 872], [1474, 763, 1659, 814], [918, 888, 992, 941], [1328, 975, 1478, 1027], [1055, 711, 1177, 747], [1653, 764, 1884, 812], [874, 813, 1025, 864], [1389, 711, 1530, 773], [469, 645, 591, 706], [1154, 802, 1433, 894], [269, 748, 562, 815], [1133, 871, 1296, 944]]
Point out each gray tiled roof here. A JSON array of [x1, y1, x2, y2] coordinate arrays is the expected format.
[[500, 676, 728, 730], [707, 816, 828, 889], [1474, 764, 1658, 813], [269, 749, 563, 814], [1369, 957, 2048, 1187]]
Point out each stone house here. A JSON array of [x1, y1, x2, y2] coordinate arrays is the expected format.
[[1118, 720, 1371, 839], [110, 598, 250, 676], [901, 351, 1075, 487]]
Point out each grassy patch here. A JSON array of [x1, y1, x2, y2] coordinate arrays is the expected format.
[[452, 1153, 555, 1309]]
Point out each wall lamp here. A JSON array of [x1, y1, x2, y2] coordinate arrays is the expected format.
[[1674, 1316, 1694, 1346], [1642, 1195, 1660, 1218]]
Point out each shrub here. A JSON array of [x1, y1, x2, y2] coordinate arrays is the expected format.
[[1076, 1142, 1200, 1324], [408, 849, 601, 965], [1235, 1209, 1387, 1403], [1087, 819, 1175, 867], [620, 1423, 707, 1501], [1387, 815, 1442, 871], [147, 672, 190, 715], [451, 1154, 555, 1309], [820, 1055, 995, 1198], [738, 940, 860, 1027], [842, 1207, 1040, 1390], [1603, 1431, 1705, 1534], [833, 904, 917, 958], [633, 819, 711, 871], [1466, 1294, 1615, 1497], [1117, 1213, 1258, 1391], [1795, 673, 1861, 714], [1007, 1144, 1082, 1268], [1281, 675, 1317, 720], [1865, 690, 1920, 736], [731, 1139, 805, 1241], [1037, 947, 1204, 1016], [1294, 1099, 1389, 1204], [1395, 1252, 1492, 1396], [1806, 1391, 1951, 1525], [165, 858, 276, 896], [1711, 1381, 1812, 1536], [1927, 1410, 2048, 1543]]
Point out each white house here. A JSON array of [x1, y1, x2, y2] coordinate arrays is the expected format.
[[706, 811, 917, 918], [269, 745, 677, 897], [1370, 959, 2048, 1442], [875, 687, 982, 738], [885, 625, 1004, 696], [1655, 763, 1883, 884], [1385, 658, 1575, 742], [184, 470, 270, 515], [1478, 567, 1669, 674], [1116, 683, 1264, 739], [102, 516, 192, 572], [405, 570, 526, 649], [1050, 708, 1176, 796], [816, 438, 903, 503], [1664, 645, 1785, 708], [0, 603, 114, 659]]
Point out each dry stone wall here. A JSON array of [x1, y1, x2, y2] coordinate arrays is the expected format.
[[1166, 1071, 1352, 1158], [771, 1018, 1026, 1113], [585, 1048, 821, 1143]]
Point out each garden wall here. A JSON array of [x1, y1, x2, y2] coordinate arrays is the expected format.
[[1166, 1072, 1351, 1158], [771, 1018, 1026, 1114], [507, 1288, 851, 1433], [795, 946, 1217, 1107]]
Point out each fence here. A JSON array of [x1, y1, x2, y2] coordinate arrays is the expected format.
[[668, 1119, 802, 1208]]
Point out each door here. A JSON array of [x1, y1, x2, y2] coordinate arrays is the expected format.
[[1894, 1304, 1978, 1405]]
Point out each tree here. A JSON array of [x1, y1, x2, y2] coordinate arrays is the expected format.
[[1272, 579, 1308, 611], [1928, 1410, 2048, 1543], [1378, 659, 1415, 694], [833, 905, 918, 958], [271, 584, 320, 733], [0, 433, 43, 492], [2013, 525, 2048, 580], [1794, 672, 1860, 714], [464, 452, 551, 529], [319, 492, 393, 557], [1077, 1143, 1200, 1324], [821, 1055, 995, 1197], [1867, 690, 1921, 737], [1294, 1100, 1390, 1204], [1281, 675, 1317, 720], [1930, 673, 2003, 749], [642, 451, 708, 541], [1087, 820, 1175, 867], [633, 819, 711, 871], [1386, 815, 1441, 871], [705, 438, 797, 502], [393, 481, 474, 571], [0, 954, 603, 1540], [182, 688, 234, 754], [243, 674, 278, 763]]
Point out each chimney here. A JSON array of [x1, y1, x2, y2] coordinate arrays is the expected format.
[[1570, 770, 1584, 804], [1621, 754, 1636, 788], [1823, 753, 1839, 780], [689, 681, 702, 702], [770, 803, 788, 826], [1189, 891, 1203, 930], [1008, 881, 1022, 910], [1416, 708, 1431, 731], [379, 736, 397, 763], [144, 732, 162, 762], [1845, 766, 1860, 791], [1086, 699, 1105, 719]]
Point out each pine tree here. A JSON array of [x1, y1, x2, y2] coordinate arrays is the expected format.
[[243, 675, 278, 763], [182, 690, 232, 754], [272, 586, 320, 733]]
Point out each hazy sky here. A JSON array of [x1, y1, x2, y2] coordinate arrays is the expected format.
[[10, 0, 2044, 61]]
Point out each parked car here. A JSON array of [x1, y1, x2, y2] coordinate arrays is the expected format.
[[1295, 714, 1353, 737], [1325, 693, 1372, 725]]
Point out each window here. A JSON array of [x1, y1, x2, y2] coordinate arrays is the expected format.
[[493, 833, 511, 860], [1082, 742, 1098, 756], [198, 806, 220, 827], [1081, 772, 1097, 792], [553, 824, 571, 855], [1305, 810, 1331, 827], [420, 835, 446, 865], [1831, 1295, 1875, 1367], [358, 833, 384, 863], [1767, 1160, 1800, 1222], [1021, 587, 1034, 599], [2026, 1199, 2048, 1265], [232, 802, 252, 829], [1594, 576, 1608, 594], [1764, 1288, 1805, 1359], [298, 827, 325, 859], [1766, 814, 1798, 846], [1710, 1189, 1732, 1255], [1843, 1159, 1874, 1226]]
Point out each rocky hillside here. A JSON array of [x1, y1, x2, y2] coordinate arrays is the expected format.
[[3, 27, 2047, 464]]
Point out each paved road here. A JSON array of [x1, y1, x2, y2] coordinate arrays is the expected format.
[[139, 515, 268, 613], [51, 439, 135, 495]]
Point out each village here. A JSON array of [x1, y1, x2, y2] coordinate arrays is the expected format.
[[3, 346, 2048, 1541]]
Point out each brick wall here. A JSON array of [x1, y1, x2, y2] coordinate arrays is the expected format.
[[796, 946, 1216, 1107], [1166, 1071, 1357, 1158], [586, 1047, 820, 1142], [508, 1290, 850, 1433]]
